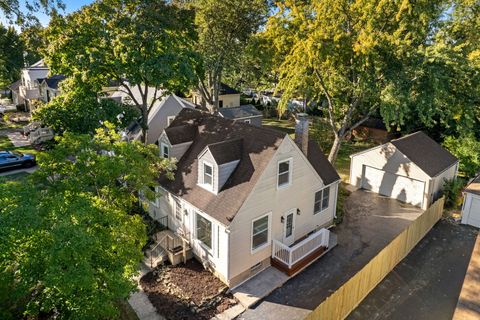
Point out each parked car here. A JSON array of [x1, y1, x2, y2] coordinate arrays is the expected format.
[[0, 151, 36, 170]]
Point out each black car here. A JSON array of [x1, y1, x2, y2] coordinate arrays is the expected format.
[[0, 151, 36, 170]]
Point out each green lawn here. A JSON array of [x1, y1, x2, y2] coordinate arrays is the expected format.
[[0, 135, 39, 155], [262, 117, 376, 182]]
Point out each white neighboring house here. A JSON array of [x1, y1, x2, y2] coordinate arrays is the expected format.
[[11, 60, 49, 111], [111, 85, 196, 144], [146, 109, 341, 288], [461, 175, 480, 228], [350, 131, 459, 210], [37, 75, 66, 103]]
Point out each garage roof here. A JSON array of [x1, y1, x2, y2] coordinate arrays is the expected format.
[[465, 175, 480, 196], [391, 131, 458, 177]]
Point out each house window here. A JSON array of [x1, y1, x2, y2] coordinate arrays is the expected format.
[[203, 162, 213, 187], [252, 214, 270, 252], [277, 159, 292, 188], [167, 116, 176, 126], [174, 197, 182, 221], [314, 186, 330, 214], [244, 119, 251, 124], [196, 213, 212, 249], [161, 143, 169, 158]]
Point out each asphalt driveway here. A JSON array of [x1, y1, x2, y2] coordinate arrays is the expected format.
[[348, 220, 478, 320], [239, 190, 424, 320]]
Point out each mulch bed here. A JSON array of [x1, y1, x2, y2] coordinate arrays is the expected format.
[[140, 259, 237, 320]]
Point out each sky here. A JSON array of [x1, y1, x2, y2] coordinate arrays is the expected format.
[[1, 0, 94, 28]]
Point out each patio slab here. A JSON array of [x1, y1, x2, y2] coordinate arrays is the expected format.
[[7, 131, 31, 147]]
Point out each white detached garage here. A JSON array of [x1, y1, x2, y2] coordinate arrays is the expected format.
[[350, 131, 459, 210], [461, 176, 480, 228]]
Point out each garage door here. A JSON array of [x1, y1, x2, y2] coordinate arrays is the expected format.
[[361, 166, 425, 207], [464, 196, 480, 228]]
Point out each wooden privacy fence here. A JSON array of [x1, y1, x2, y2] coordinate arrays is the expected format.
[[306, 197, 445, 320]]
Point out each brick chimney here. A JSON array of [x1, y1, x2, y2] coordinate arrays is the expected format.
[[295, 113, 309, 156]]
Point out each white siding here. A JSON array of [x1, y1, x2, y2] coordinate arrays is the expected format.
[[198, 149, 219, 193], [429, 163, 458, 203], [219, 94, 240, 108], [153, 189, 230, 282], [462, 193, 480, 228], [227, 137, 339, 281]]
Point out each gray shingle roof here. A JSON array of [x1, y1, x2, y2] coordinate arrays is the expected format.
[[391, 131, 458, 177], [217, 104, 262, 120], [159, 109, 340, 225]]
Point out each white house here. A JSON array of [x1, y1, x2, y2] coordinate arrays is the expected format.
[[461, 175, 480, 228], [350, 131, 459, 210], [37, 75, 66, 103], [14, 60, 49, 110], [146, 109, 340, 288]]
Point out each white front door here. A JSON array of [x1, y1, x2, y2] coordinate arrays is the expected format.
[[283, 209, 296, 246]]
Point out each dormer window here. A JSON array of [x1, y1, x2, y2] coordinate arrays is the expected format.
[[161, 143, 170, 158], [203, 162, 213, 187], [277, 159, 292, 188]]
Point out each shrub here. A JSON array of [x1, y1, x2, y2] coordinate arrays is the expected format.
[[442, 178, 465, 209], [443, 134, 480, 178]]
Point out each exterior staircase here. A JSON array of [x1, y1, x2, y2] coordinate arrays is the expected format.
[[145, 239, 168, 269]]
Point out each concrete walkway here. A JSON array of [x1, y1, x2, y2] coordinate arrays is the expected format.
[[128, 263, 165, 320], [233, 267, 289, 308], [453, 232, 480, 320], [7, 131, 30, 147]]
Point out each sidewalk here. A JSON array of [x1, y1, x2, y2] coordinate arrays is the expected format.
[[453, 232, 480, 320]]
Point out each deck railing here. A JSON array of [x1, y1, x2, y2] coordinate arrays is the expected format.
[[272, 228, 330, 269]]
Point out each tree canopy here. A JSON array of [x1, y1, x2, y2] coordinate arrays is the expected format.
[[0, 0, 64, 26], [192, 0, 269, 111], [33, 78, 139, 134], [43, 0, 200, 143], [0, 124, 174, 319], [0, 23, 24, 88]]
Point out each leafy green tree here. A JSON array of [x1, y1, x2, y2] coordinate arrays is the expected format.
[[33, 78, 139, 134], [443, 134, 480, 177], [44, 0, 200, 143], [0, 23, 24, 88], [0, 124, 173, 319], [0, 0, 64, 26], [265, 0, 452, 163], [192, 0, 269, 111], [20, 22, 46, 66]]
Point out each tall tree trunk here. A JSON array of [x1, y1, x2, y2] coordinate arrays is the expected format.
[[328, 133, 343, 164], [141, 104, 148, 145]]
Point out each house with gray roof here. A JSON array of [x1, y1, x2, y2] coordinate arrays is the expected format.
[[217, 104, 262, 126], [145, 109, 340, 287], [461, 175, 480, 228], [350, 131, 459, 209], [38, 75, 66, 103]]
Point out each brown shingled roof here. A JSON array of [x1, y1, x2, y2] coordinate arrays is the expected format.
[[465, 175, 480, 196], [159, 109, 339, 225], [391, 131, 458, 177], [164, 124, 197, 145], [207, 138, 243, 165]]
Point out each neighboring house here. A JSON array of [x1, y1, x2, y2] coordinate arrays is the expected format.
[[192, 83, 241, 109], [15, 60, 49, 111], [461, 175, 480, 228], [217, 104, 262, 126], [350, 131, 459, 210], [8, 80, 22, 105], [147, 109, 340, 288], [37, 75, 66, 103], [123, 92, 196, 144]]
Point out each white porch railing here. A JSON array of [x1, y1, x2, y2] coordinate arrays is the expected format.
[[29, 127, 54, 144], [272, 228, 330, 269]]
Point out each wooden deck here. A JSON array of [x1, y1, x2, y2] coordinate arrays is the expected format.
[[271, 245, 327, 276]]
